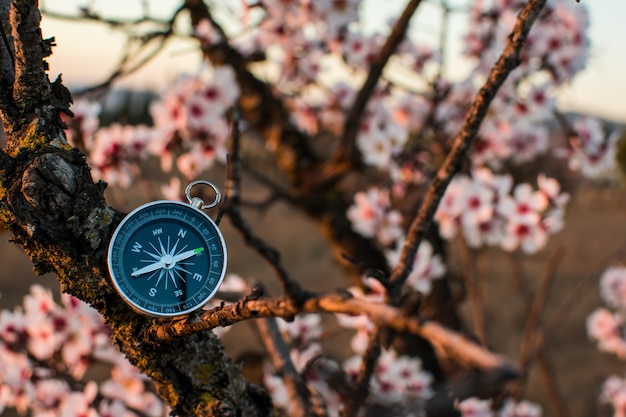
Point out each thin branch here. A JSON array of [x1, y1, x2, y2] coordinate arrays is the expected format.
[[458, 239, 488, 346], [342, 328, 382, 417], [544, 240, 626, 341], [509, 248, 569, 417], [76, 30, 172, 95], [536, 353, 570, 417], [334, 0, 423, 166], [256, 317, 317, 417], [41, 7, 171, 27], [387, 0, 548, 302], [151, 291, 518, 376], [517, 249, 564, 379], [224, 110, 307, 304], [436, 1, 450, 81]]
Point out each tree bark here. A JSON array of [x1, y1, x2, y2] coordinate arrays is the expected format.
[[0, 1, 272, 416]]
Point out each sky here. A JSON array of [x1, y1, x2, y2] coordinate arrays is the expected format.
[[40, 0, 626, 123]]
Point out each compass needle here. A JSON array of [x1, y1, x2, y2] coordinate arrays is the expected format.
[[131, 260, 164, 277]]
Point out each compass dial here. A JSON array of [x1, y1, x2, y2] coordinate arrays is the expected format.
[[107, 200, 227, 317]]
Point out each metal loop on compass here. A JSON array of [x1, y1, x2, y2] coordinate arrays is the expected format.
[[185, 180, 222, 210]]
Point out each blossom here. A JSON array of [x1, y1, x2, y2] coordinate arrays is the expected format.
[[64, 98, 101, 149], [600, 267, 626, 311], [341, 32, 381, 68], [347, 187, 404, 246], [88, 124, 152, 188], [499, 399, 542, 417], [600, 375, 626, 417], [498, 183, 549, 254], [194, 19, 222, 46], [559, 117, 620, 181], [458, 397, 493, 417], [0, 285, 167, 416], [311, 0, 359, 37], [385, 240, 446, 295], [335, 277, 385, 353], [344, 349, 433, 410], [587, 308, 626, 358], [436, 169, 567, 254], [277, 314, 323, 351]]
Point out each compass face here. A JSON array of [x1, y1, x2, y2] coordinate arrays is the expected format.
[[107, 200, 227, 317]]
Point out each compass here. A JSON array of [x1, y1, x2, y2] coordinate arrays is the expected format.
[[107, 181, 227, 318]]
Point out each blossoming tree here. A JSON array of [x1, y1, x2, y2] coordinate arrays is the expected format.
[[0, 0, 620, 416]]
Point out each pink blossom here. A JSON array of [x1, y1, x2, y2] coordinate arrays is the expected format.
[[564, 118, 620, 181], [385, 240, 446, 295], [341, 32, 381, 68], [160, 177, 183, 201], [336, 277, 385, 353], [458, 397, 493, 417], [347, 187, 404, 246], [0, 285, 167, 416], [57, 381, 98, 417], [600, 375, 626, 417], [277, 314, 323, 351], [344, 349, 433, 410], [587, 308, 626, 357], [65, 98, 101, 149], [600, 267, 626, 310], [311, 0, 359, 37], [499, 399, 542, 417], [194, 19, 222, 46]]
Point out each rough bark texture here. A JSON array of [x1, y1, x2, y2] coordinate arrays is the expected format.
[[0, 1, 272, 416]]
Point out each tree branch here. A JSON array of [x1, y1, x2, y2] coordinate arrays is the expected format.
[[342, 328, 382, 417], [223, 111, 307, 304], [0, 2, 272, 415], [387, 0, 548, 302], [151, 291, 517, 377], [334, 0, 423, 166], [256, 317, 318, 417], [184, 1, 389, 282]]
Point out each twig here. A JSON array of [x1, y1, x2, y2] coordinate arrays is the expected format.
[[508, 251, 530, 296], [512, 248, 564, 408], [342, 329, 382, 417], [41, 7, 172, 26], [77, 30, 172, 95], [537, 354, 570, 417], [458, 239, 488, 346], [544, 240, 626, 340], [509, 248, 569, 417], [152, 291, 517, 376], [387, 0, 548, 302], [436, 1, 450, 81], [256, 318, 316, 417], [223, 110, 307, 304], [334, 0, 424, 166], [516, 248, 564, 380], [185, 0, 320, 191]]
